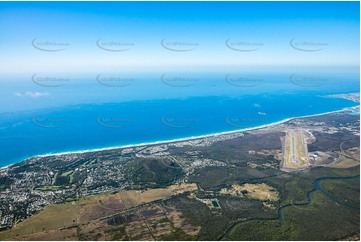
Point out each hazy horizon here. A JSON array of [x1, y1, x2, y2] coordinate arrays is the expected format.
[[0, 1, 359, 73]]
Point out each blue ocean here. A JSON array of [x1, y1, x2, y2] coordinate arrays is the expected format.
[[0, 71, 359, 167]]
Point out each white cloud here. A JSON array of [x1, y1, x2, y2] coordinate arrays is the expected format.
[[15, 91, 49, 98], [26, 91, 49, 98], [253, 103, 261, 108]]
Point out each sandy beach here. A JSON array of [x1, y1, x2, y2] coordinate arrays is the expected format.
[[20, 105, 358, 162]]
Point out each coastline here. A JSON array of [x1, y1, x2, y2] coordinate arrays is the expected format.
[[2, 105, 358, 169]]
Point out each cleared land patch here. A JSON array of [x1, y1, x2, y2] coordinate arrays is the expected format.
[[0, 183, 197, 240], [220, 183, 279, 201]]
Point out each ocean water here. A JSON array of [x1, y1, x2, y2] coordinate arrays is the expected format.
[[0, 71, 359, 167]]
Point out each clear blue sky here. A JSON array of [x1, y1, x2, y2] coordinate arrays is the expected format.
[[0, 1, 359, 73]]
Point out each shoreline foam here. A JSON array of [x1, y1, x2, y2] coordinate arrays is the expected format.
[[2, 105, 358, 169]]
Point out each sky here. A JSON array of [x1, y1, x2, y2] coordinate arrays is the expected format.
[[0, 1, 359, 73]]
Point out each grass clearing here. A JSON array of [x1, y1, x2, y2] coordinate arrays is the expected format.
[[0, 203, 78, 240], [0, 183, 197, 240], [221, 183, 279, 201], [329, 157, 360, 168]]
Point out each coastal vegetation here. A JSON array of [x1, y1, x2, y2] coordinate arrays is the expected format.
[[0, 111, 359, 240]]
